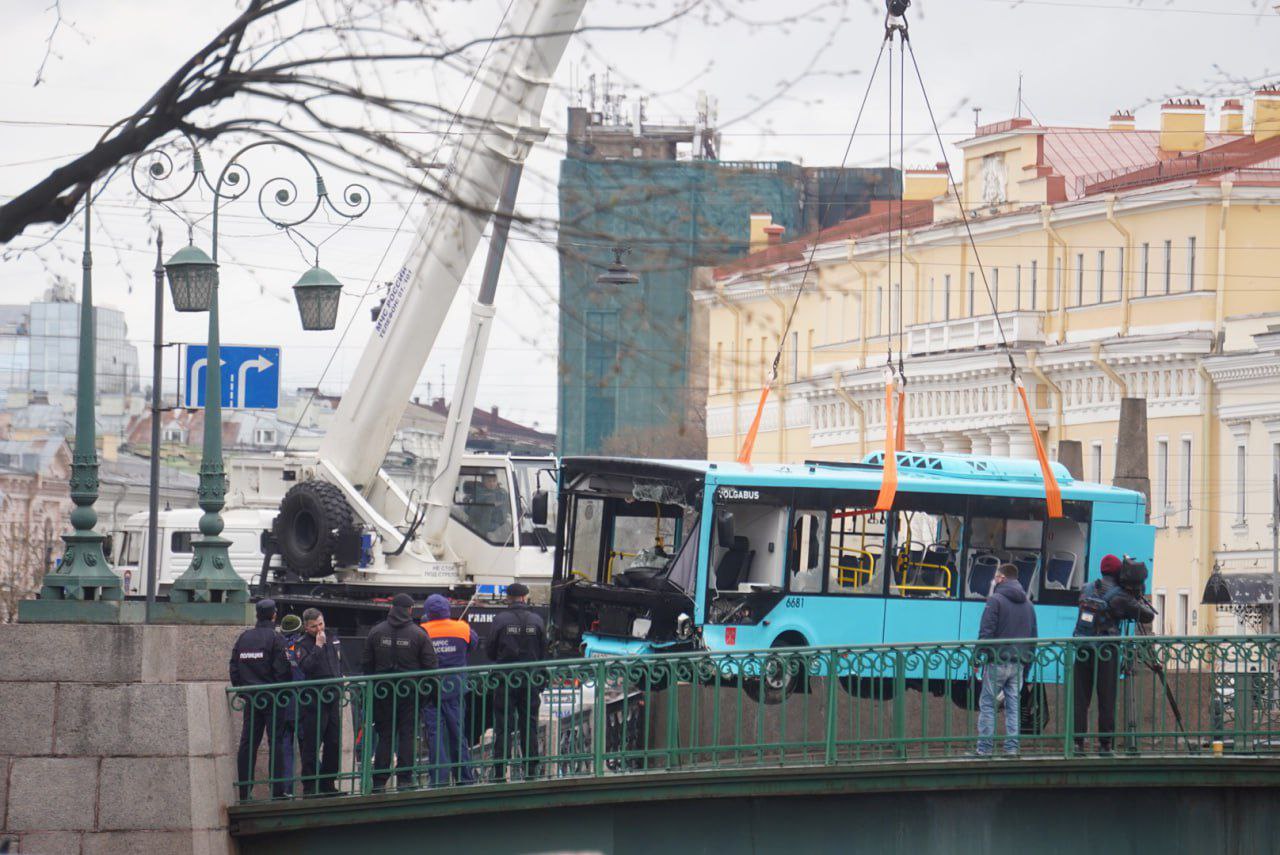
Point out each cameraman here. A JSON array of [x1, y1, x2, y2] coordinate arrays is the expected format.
[[1071, 554, 1155, 755]]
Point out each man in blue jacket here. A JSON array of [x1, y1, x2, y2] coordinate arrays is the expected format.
[[420, 594, 478, 785], [295, 608, 344, 795], [229, 599, 291, 800], [976, 564, 1038, 757]]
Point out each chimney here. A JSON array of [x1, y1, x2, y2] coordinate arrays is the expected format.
[[748, 213, 773, 253], [490, 405, 499, 421], [1108, 111, 1136, 131], [1220, 99, 1245, 135], [763, 224, 786, 246], [1253, 85, 1280, 143], [1159, 99, 1206, 153], [903, 162, 949, 201], [1113, 398, 1151, 522]]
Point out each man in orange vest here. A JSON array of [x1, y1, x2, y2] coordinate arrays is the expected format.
[[420, 594, 478, 785]]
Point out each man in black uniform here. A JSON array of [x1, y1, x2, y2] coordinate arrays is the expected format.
[[361, 593, 438, 791], [1072, 554, 1156, 754], [229, 599, 291, 800], [486, 582, 547, 780], [295, 608, 343, 796]]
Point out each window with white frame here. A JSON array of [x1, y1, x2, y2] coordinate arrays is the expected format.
[[1116, 247, 1125, 301], [1187, 236, 1196, 291], [1090, 442, 1103, 483], [789, 331, 799, 382], [968, 271, 975, 316], [1180, 437, 1192, 527], [1015, 264, 1022, 310], [944, 275, 951, 321], [1156, 439, 1169, 526], [991, 267, 999, 313], [1237, 444, 1247, 524], [1075, 253, 1085, 305], [714, 342, 723, 393], [1177, 591, 1189, 634], [876, 287, 884, 336], [1155, 590, 1167, 635], [1163, 240, 1173, 294], [1140, 242, 1150, 296], [1031, 260, 1038, 310], [162, 427, 183, 444], [255, 428, 278, 446], [1096, 249, 1106, 303]]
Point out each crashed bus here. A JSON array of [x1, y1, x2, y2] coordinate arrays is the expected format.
[[549, 453, 1155, 703]]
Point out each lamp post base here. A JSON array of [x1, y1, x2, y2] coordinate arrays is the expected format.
[[23, 530, 128, 623], [144, 600, 255, 625]]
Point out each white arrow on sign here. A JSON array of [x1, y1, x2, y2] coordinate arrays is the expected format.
[[187, 357, 226, 407], [235, 355, 274, 407]]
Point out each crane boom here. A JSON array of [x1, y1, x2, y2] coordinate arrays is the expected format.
[[319, 0, 586, 490]]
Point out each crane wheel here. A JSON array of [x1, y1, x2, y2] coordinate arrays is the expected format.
[[275, 479, 358, 579]]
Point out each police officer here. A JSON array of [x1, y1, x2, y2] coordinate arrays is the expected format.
[[486, 583, 547, 780], [420, 594, 478, 785], [1072, 554, 1156, 754], [295, 608, 344, 796], [361, 593, 438, 791], [229, 599, 290, 800]]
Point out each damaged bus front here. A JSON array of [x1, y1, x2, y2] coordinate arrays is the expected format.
[[551, 458, 710, 657]]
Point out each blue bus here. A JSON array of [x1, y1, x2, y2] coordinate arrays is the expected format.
[[550, 452, 1155, 702]]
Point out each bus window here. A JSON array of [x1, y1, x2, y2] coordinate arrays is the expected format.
[[1044, 509, 1090, 596], [787, 510, 826, 594], [965, 496, 1049, 601], [828, 506, 887, 596], [888, 495, 964, 599], [609, 505, 680, 581], [568, 496, 605, 581]]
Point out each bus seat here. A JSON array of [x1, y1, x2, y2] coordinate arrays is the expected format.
[[715, 536, 752, 590], [968, 554, 999, 598], [1046, 551, 1076, 588], [1013, 553, 1039, 589]]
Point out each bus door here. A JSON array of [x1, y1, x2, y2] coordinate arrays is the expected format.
[[702, 486, 793, 652], [882, 493, 965, 645]]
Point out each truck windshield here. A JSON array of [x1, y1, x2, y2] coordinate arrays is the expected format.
[[451, 465, 514, 546]]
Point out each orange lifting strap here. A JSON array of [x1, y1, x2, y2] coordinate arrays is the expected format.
[[1015, 375, 1063, 519], [873, 372, 902, 512], [736, 380, 772, 465], [894, 385, 906, 452]]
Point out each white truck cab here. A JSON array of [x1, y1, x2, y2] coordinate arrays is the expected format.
[[111, 507, 281, 596]]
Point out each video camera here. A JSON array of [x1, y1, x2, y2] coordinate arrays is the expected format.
[[1117, 555, 1149, 595]]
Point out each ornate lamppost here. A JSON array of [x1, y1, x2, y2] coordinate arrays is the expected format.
[[21, 144, 134, 623], [130, 137, 368, 621]]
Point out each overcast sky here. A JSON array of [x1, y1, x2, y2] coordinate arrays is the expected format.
[[1, 0, 1276, 433]]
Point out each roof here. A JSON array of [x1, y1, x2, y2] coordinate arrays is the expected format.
[[562, 452, 1139, 505], [713, 201, 934, 280], [425, 398, 553, 444], [1081, 131, 1280, 196]]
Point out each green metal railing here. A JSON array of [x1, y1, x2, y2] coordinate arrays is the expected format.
[[227, 635, 1280, 803]]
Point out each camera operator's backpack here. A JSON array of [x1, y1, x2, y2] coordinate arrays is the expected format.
[[1074, 580, 1125, 637]]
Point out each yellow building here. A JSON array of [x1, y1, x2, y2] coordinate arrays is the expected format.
[[699, 90, 1280, 634]]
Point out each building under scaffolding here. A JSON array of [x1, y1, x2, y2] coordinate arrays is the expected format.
[[557, 93, 898, 456]]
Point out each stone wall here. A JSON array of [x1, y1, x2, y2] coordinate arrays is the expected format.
[[0, 623, 244, 855]]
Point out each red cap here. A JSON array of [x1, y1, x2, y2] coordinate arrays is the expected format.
[[1100, 554, 1122, 576]]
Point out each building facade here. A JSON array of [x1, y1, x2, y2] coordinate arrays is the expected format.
[[557, 98, 898, 456], [701, 90, 1280, 635]]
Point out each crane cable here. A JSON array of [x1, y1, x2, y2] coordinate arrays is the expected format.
[[902, 31, 1062, 518], [736, 31, 891, 465], [873, 8, 908, 512]]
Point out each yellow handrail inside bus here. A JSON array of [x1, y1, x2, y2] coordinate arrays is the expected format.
[[894, 555, 953, 594], [831, 546, 876, 587], [605, 550, 639, 583]]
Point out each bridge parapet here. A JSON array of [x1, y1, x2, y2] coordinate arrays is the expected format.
[[228, 634, 1280, 803]]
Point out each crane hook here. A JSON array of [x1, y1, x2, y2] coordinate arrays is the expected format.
[[885, 0, 910, 36]]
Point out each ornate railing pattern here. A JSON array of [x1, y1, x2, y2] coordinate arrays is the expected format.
[[227, 635, 1280, 803]]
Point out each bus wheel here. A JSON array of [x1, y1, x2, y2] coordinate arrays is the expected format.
[[746, 637, 807, 705]]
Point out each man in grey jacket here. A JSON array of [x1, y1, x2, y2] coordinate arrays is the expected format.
[[975, 564, 1038, 756]]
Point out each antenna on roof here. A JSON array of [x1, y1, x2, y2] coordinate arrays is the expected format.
[[972, 106, 982, 132], [1016, 73, 1023, 118]]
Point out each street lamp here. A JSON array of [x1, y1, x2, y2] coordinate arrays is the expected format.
[[128, 136, 369, 620]]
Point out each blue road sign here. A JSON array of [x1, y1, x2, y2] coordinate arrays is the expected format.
[[183, 345, 280, 410]]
